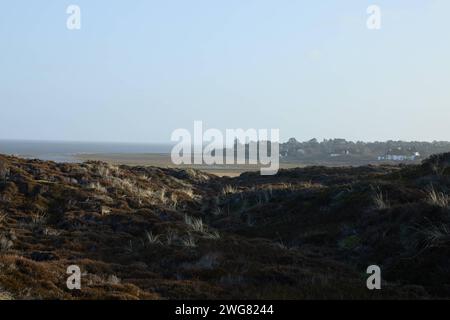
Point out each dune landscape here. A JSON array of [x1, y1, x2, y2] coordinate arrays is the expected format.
[[2, 1, 450, 311], [1, 152, 449, 299]]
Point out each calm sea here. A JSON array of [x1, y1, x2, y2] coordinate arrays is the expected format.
[[0, 140, 173, 163]]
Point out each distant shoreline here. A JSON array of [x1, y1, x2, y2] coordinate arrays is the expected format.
[[0, 138, 434, 177], [75, 153, 304, 177]]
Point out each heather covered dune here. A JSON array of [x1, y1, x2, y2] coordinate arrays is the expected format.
[[0, 153, 449, 299]]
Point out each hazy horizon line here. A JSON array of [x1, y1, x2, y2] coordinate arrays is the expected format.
[[1, 137, 450, 145]]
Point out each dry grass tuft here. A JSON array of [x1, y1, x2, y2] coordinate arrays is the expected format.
[[0, 212, 7, 225], [182, 234, 197, 247], [145, 231, 162, 245], [182, 188, 195, 199], [203, 230, 221, 240], [373, 189, 390, 210], [222, 185, 238, 195], [0, 290, 13, 300], [427, 186, 449, 208], [184, 215, 205, 233], [107, 274, 121, 285], [157, 188, 168, 204], [0, 161, 10, 181], [31, 212, 48, 228], [416, 221, 450, 249], [0, 235, 13, 252], [88, 181, 107, 193], [165, 229, 178, 245]]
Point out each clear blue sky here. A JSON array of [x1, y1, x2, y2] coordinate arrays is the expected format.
[[1, 0, 449, 143]]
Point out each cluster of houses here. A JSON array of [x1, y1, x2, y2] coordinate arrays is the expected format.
[[278, 138, 426, 162], [326, 147, 422, 162], [377, 149, 421, 161]]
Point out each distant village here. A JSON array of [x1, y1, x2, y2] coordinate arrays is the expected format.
[[278, 138, 450, 164], [220, 138, 450, 165]]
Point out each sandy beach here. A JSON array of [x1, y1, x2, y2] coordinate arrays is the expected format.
[[76, 153, 303, 177]]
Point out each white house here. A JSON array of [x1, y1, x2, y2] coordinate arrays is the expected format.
[[378, 151, 421, 161]]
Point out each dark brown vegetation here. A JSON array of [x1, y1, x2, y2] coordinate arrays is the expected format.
[[0, 153, 449, 300]]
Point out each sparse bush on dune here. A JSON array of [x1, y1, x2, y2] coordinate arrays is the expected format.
[[145, 231, 162, 245], [182, 234, 197, 248], [109, 177, 136, 194], [183, 214, 220, 239], [373, 188, 390, 210], [43, 227, 61, 237], [170, 193, 178, 209], [154, 187, 166, 204], [138, 173, 150, 181], [0, 290, 13, 300], [259, 189, 272, 204], [181, 188, 195, 199], [82, 164, 192, 210], [165, 229, 178, 245], [0, 161, 10, 183], [297, 180, 324, 189], [183, 168, 210, 181], [422, 152, 450, 176], [277, 182, 296, 192], [96, 165, 110, 178], [0, 234, 13, 252], [221, 185, 238, 195], [136, 188, 155, 203], [87, 181, 107, 193], [30, 211, 47, 228], [184, 214, 205, 233], [0, 212, 6, 225], [415, 220, 450, 249], [427, 186, 449, 208], [203, 230, 221, 240], [107, 275, 121, 285], [213, 206, 223, 216]]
